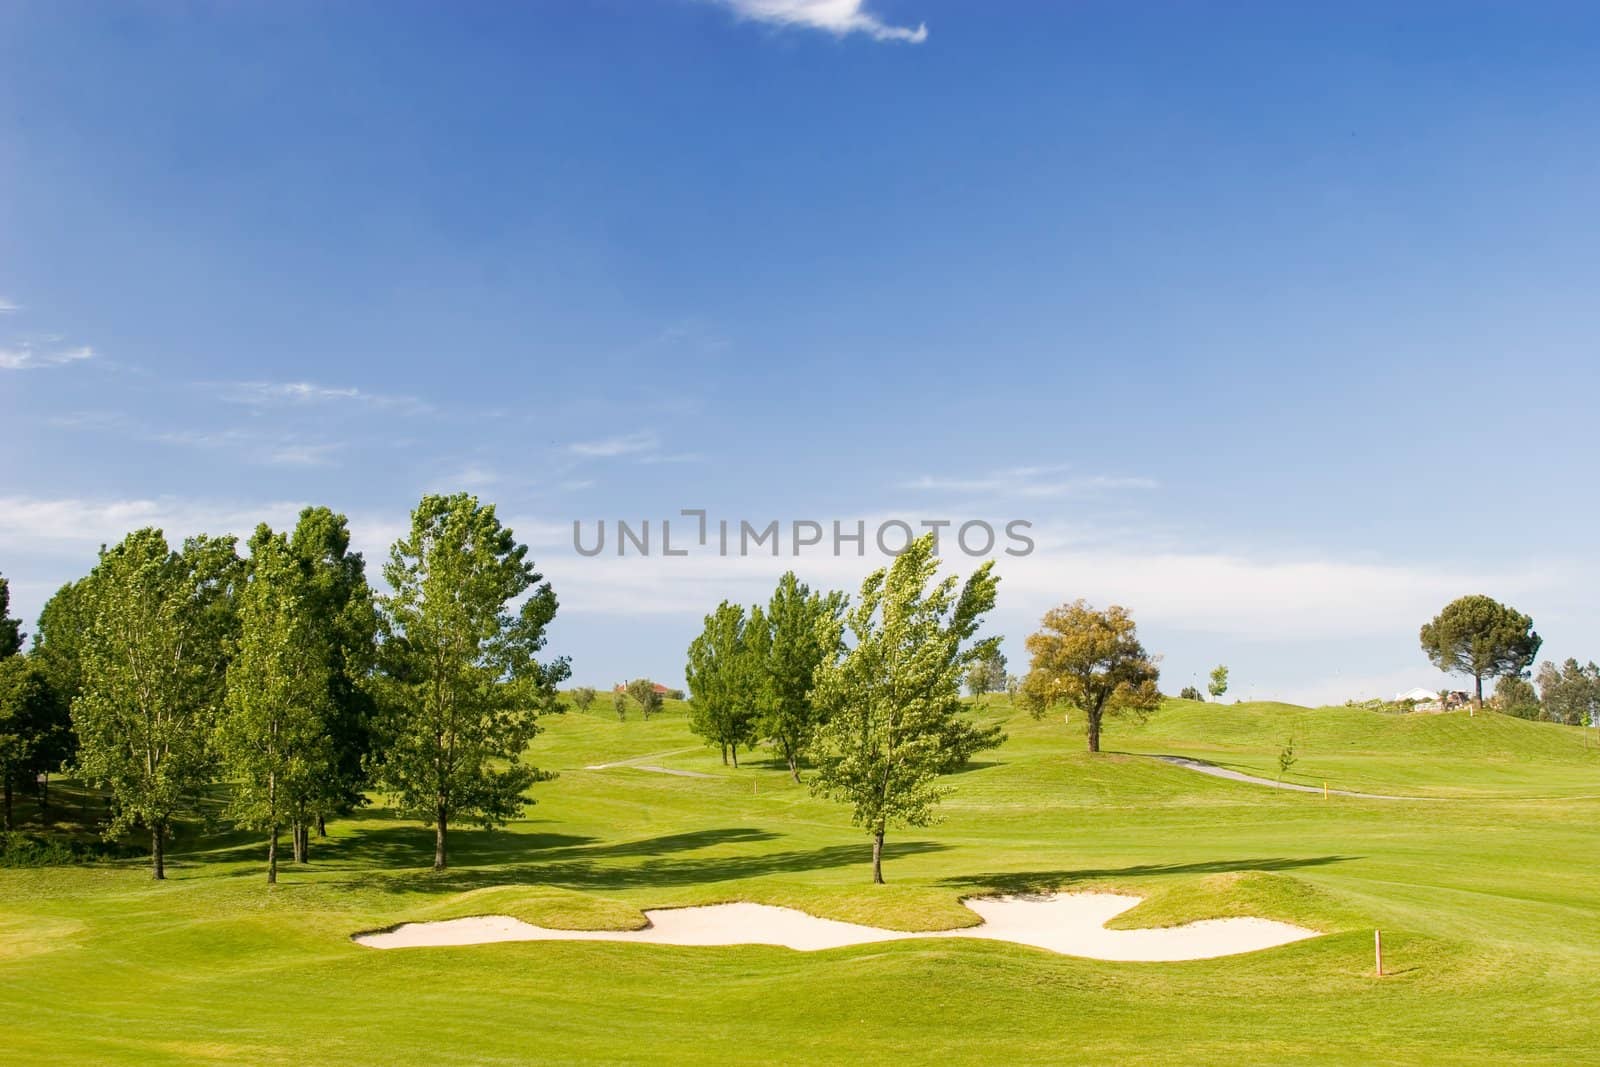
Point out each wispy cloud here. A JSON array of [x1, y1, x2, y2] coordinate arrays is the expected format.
[[0, 343, 95, 371], [0, 297, 20, 314], [901, 465, 1159, 498], [566, 432, 662, 459], [214, 380, 432, 414], [713, 0, 927, 44]]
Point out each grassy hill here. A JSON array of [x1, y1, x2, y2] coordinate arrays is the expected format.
[[1, 694, 1596, 1064]]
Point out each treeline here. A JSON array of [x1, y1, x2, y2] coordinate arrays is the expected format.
[[0, 493, 569, 881], [678, 539, 1167, 882]]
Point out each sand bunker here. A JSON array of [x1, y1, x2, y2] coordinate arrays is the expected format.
[[353, 893, 1318, 961]]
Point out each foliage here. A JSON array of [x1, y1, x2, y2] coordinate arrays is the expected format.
[[965, 649, 1007, 697], [284, 506, 379, 822], [1179, 685, 1204, 702], [218, 529, 336, 882], [0, 572, 22, 659], [1276, 736, 1297, 780], [1419, 595, 1541, 706], [71, 528, 242, 878], [1208, 664, 1229, 700], [1492, 675, 1541, 720], [369, 493, 569, 871], [1020, 600, 1161, 752], [0, 657, 68, 830], [685, 602, 760, 765], [809, 533, 1001, 883], [1534, 659, 1600, 726], [625, 678, 664, 719], [612, 689, 628, 721], [754, 572, 846, 781], [571, 686, 597, 713]]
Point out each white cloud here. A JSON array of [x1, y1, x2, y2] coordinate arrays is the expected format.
[[566, 432, 661, 458], [0, 343, 95, 370], [714, 0, 927, 43], [0, 297, 20, 314], [902, 465, 1159, 498], [215, 380, 432, 414]]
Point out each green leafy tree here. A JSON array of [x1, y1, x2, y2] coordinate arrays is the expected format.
[[1208, 664, 1229, 701], [756, 572, 846, 782], [570, 686, 597, 713], [285, 506, 378, 849], [1179, 685, 1204, 701], [809, 534, 1001, 884], [219, 531, 334, 883], [1535, 659, 1600, 726], [1020, 601, 1161, 753], [0, 657, 68, 830], [1493, 674, 1541, 719], [612, 689, 628, 721], [31, 579, 89, 731], [73, 529, 242, 878], [0, 572, 22, 659], [965, 650, 1007, 698], [625, 678, 664, 720], [1277, 736, 1297, 781], [370, 494, 569, 871], [685, 602, 759, 766], [1419, 595, 1541, 710]]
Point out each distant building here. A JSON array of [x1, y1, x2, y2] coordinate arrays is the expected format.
[[1394, 687, 1471, 711], [614, 681, 673, 695]]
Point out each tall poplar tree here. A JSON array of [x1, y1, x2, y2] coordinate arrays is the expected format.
[[757, 572, 846, 782], [220, 530, 334, 883], [809, 534, 1001, 884], [370, 494, 569, 871], [73, 529, 241, 878], [685, 601, 758, 765]]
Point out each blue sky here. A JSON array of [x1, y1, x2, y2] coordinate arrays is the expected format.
[[4, 0, 1599, 703]]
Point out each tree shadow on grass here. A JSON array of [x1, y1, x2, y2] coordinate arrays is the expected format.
[[939, 855, 1357, 894], [324, 828, 948, 896]]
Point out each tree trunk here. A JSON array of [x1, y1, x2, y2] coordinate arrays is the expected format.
[[267, 825, 278, 885], [720, 744, 728, 766], [289, 822, 306, 863], [1087, 710, 1102, 753], [38, 773, 48, 816], [434, 807, 448, 871], [787, 749, 800, 784], [871, 828, 885, 884], [3, 777, 12, 831], [731, 746, 739, 768], [151, 822, 166, 880], [1473, 674, 1483, 715], [316, 814, 326, 837]]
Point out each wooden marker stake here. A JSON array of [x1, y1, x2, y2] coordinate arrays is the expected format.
[[1374, 930, 1383, 977]]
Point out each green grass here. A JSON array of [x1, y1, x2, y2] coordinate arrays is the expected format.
[[1, 697, 1597, 1064]]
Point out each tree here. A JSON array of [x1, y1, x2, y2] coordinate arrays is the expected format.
[[1019, 601, 1160, 753], [1179, 685, 1204, 702], [73, 529, 242, 878], [219, 530, 334, 883], [1493, 675, 1541, 720], [285, 506, 378, 851], [32, 579, 89, 726], [685, 603, 759, 766], [370, 494, 569, 872], [1208, 664, 1229, 701], [1419, 595, 1541, 711], [625, 678, 664, 720], [756, 572, 846, 782], [965, 650, 1007, 698], [809, 533, 1001, 884], [0, 657, 67, 830], [571, 686, 597, 713], [1276, 736, 1297, 781], [612, 689, 628, 721], [0, 572, 23, 659], [1535, 659, 1600, 726]]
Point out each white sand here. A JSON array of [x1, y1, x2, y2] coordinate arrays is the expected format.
[[353, 893, 1318, 961]]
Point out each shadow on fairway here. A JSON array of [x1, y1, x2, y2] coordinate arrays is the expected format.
[[320, 826, 948, 894], [939, 855, 1356, 894]]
